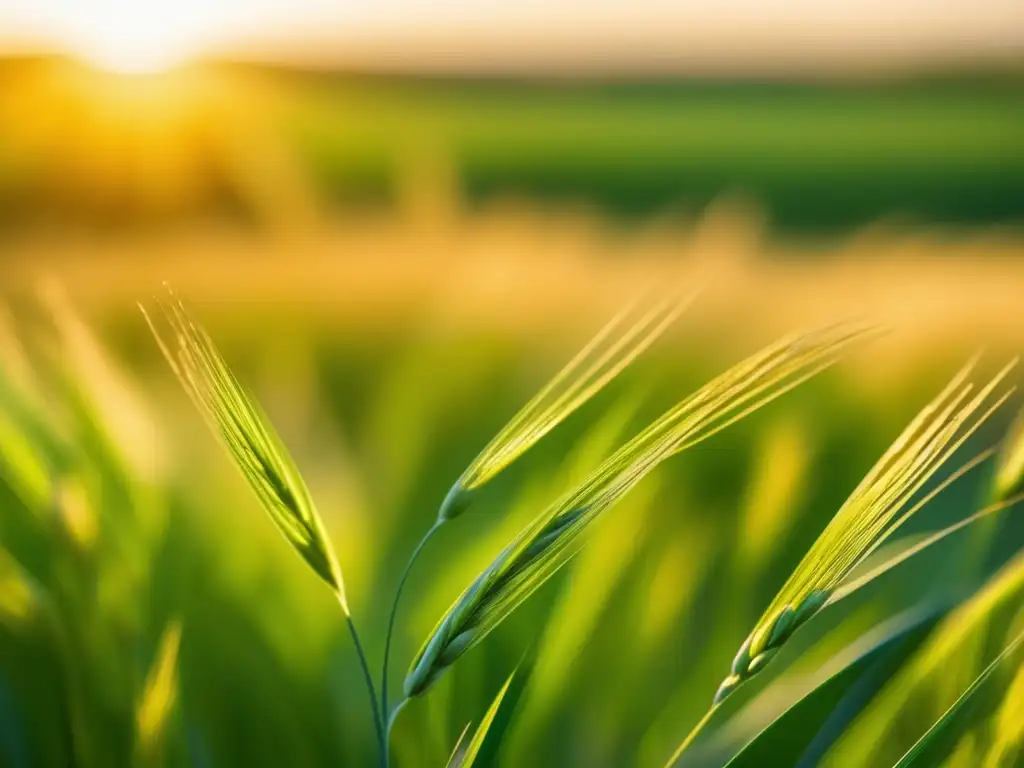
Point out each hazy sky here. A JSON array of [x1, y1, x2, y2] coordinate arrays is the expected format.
[[1, 0, 1022, 73]]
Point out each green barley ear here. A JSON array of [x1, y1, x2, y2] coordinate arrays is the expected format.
[[714, 357, 1017, 706], [994, 408, 1024, 501], [406, 323, 873, 697], [438, 293, 693, 521], [141, 290, 348, 613]]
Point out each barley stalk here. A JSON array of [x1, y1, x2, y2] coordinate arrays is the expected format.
[[141, 288, 386, 762], [712, 358, 1016, 707], [405, 324, 872, 699], [141, 292, 346, 607], [380, 293, 690, 730], [663, 358, 1016, 767], [438, 292, 694, 521]]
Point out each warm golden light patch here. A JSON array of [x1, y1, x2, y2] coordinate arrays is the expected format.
[[54, 0, 207, 74]]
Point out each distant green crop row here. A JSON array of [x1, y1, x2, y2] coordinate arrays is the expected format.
[[290, 77, 1024, 231], [0, 63, 1021, 234]]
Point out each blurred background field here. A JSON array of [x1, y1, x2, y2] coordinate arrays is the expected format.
[[2, 61, 1024, 233], [1, 2, 1024, 766]]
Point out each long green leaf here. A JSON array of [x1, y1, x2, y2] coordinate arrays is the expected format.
[[446, 671, 516, 768], [822, 547, 1024, 767], [135, 621, 183, 768], [893, 626, 1024, 767], [710, 605, 943, 768]]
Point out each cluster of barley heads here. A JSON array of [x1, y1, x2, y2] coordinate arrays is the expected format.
[[142, 287, 1024, 767]]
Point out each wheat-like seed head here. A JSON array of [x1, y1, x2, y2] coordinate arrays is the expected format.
[[437, 293, 694, 521], [141, 290, 348, 613], [405, 324, 873, 697], [714, 358, 1018, 705]]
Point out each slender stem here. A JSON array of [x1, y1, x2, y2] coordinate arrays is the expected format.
[[381, 522, 442, 720], [384, 697, 410, 767], [664, 705, 717, 768], [346, 615, 386, 766]]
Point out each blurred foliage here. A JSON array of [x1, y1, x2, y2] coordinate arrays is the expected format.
[[0, 285, 1022, 767], [0, 59, 1022, 235]]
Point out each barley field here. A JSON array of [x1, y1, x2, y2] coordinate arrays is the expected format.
[[1, 58, 1024, 768]]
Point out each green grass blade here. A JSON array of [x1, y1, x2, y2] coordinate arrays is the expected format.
[[822, 546, 1024, 767], [444, 724, 472, 768], [446, 671, 516, 768], [719, 606, 942, 768], [892, 627, 1024, 768], [134, 621, 182, 768], [986, 661, 1024, 767], [994, 407, 1024, 500]]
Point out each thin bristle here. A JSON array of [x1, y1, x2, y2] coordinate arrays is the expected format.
[[806, 361, 1014, 597]]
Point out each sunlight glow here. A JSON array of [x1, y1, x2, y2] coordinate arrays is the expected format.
[[51, 0, 209, 74], [2, 0, 1020, 76]]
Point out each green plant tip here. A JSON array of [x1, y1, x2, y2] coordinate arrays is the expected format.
[[714, 675, 742, 706], [438, 482, 473, 522]]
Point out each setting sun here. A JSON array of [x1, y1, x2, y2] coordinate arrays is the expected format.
[[47, 0, 209, 73]]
